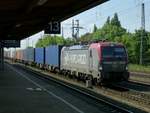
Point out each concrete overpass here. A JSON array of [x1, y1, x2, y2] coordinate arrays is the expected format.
[[0, 0, 108, 40]]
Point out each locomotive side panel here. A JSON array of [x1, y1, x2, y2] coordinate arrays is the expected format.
[[61, 48, 90, 74], [89, 48, 100, 78]]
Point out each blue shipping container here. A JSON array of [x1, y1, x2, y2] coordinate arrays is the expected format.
[[45, 45, 62, 68], [35, 47, 45, 64]]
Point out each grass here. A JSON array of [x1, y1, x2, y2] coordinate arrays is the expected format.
[[128, 64, 150, 73]]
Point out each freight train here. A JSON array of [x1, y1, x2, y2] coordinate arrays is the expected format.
[[4, 42, 129, 85]]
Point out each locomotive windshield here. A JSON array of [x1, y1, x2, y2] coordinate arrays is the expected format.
[[102, 46, 126, 58]]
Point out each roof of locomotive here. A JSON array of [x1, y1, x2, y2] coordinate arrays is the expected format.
[[63, 44, 89, 50], [90, 42, 124, 47], [62, 42, 124, 51]]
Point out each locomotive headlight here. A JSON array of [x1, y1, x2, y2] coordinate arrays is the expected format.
[[125, 65, 128, 70], [99, 66, 103, 70]]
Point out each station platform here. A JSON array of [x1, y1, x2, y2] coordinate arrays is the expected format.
[[0, 63, 82, 113]]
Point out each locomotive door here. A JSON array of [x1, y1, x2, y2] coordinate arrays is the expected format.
[[89, 49, 93, 72]]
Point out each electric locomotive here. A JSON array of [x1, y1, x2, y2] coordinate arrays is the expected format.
[[61, 42, 129, 84]]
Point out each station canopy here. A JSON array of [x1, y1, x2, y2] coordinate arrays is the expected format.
[[0, 0, 108, 40]]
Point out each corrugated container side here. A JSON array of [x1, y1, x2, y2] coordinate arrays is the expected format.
[[16, 50, 19, 60], [13, 50, 17, 60], [35, 47, 45, 64], [45, 45, 62, 68], [26, 48, 35, 62], [4, 51, 8, 58], [22, 50, 25, 61], [13, 51, 16, 59], [10, 50, 14, 58], [22, 49, 27, 61], [11, 50, 15, 59], [18, 50, 21, 60], [20, 50, 23, 61]]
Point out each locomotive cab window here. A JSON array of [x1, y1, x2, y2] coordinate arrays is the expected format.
[[102, 46, 126, 58], [114, 47, 126, 57]]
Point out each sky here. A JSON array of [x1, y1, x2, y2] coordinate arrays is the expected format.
[[20, 0, 150, 49]]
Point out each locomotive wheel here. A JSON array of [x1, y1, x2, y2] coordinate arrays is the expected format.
[[92, 78, 98, 86], [123, 72, 129, 81], [86, 75, 93, 84], [98, 78, 104, 86]]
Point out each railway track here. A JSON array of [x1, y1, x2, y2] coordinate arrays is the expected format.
[[130, 72, 150, 78], [107, 83, 150, 106], [93, 83, 150, 110], [97, 80, 150, 109], [129, 79, 150, 86], [130, 72, 150, 85], [118, 81, 150, 93], [10, 63, 148, 113]]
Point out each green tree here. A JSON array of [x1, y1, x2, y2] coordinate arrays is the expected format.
[[114, 33, 136, 63], [36, 38, 44, 47], [111, 13, 121, 27], [106, 16, 110, 24], [64, 38, 75, 45], [103, 16, 110, 27], [94, 14, 126, 41], [133, 30, 149, 64], [80, 33, 93, 42], [35, 35, 65, 47], [93, 24, 98, 32], [85, 13, 126, 42]]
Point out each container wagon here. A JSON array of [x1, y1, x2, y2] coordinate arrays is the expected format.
[[35, 47, 45, 68], [15, 50, 21, 62], [45, 45, 62, 71], [23, 48, 35, 65]]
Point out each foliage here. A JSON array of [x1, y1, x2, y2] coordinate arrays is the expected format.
[[129, 64, 150, 73], [80, 33, 93, 42], [36, 35, 65, 47], [93, 24, 98, 32], [64, 38, 76, 46], [110, 13, 121, 27], [27, 46, 33, 48]]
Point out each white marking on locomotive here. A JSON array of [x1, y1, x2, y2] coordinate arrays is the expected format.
[[64, 53, 87, 65]]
